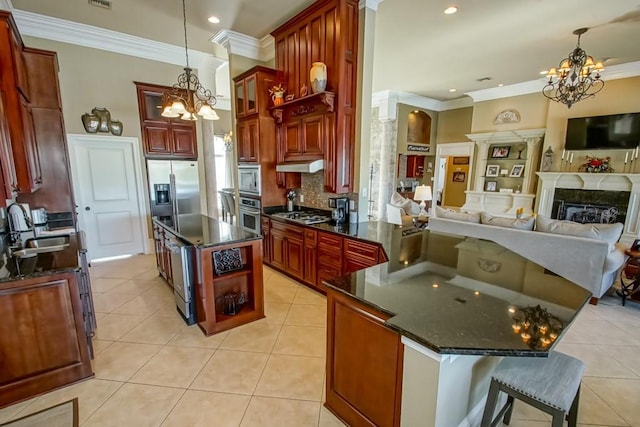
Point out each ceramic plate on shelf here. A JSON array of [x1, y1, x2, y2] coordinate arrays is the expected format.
[[212, 248, 243, 274]]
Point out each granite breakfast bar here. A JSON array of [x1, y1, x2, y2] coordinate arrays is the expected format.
[[322, 224, 591, 427]]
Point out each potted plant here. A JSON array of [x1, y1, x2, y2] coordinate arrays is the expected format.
[[268, 83, 286, 106]]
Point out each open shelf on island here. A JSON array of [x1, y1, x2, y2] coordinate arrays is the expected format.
[[213, 265, 253, 281]]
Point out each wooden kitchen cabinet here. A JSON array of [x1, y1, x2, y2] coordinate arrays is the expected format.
[[326, 288, 403, 427], [0, 272, 94, 408], [271, 0, 359, 193], [236, 117, 260, 163], [282, 113, 325, 162], [317, 231, 343, 291], [261, 216, 272, 264], [303, 229, 317, 286], [134, 82, 197, 159], [0, 89, 18, 201], [234, 73, 259, 119], [344, 238, 380, 274], [406, 155, 426, 178], [270, 220, 305, 281]]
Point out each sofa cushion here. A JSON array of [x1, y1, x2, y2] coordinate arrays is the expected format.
[[391, 191, 421, 215], [535, 215, 623, 251], [435, 206, 481, 223], [480, 212, 535, 231]]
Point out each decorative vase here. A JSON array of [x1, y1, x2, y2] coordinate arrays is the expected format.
[[81, 113, 99, 133], [310, 62, 327, 94], [272, 91, 284, 106], [91, 107, 111, 133], [110, 120, 123, 136]]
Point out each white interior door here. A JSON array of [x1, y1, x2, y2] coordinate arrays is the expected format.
[[67, 135, 147, 261]]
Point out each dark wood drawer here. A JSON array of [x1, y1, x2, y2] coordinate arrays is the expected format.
[[271, 220, 304, 240], [345, 239, 379, 263], [318, 231, 343, 249], [317, 265, 342, 289], [304, 229, 317, 245], [318, 250, 342, 269]]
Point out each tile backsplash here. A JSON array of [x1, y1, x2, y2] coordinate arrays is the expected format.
[[297, 172, 358, 211]]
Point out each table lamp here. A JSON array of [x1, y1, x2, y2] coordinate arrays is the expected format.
[[413, 185, 432, 217]]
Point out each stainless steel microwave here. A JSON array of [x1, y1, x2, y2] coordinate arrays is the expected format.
[[238, 165, 261, 196]]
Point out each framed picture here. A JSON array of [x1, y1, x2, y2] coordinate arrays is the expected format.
[[452, 156, 469, 165], [510, 165, 525, 177], [486, 165, 500, 177], [485, 181, 497, 192], [452, 171, 466, 182], [491, 146, 511, 158]]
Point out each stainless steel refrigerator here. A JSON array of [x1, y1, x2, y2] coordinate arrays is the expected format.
[[147, 160, 201, 226]]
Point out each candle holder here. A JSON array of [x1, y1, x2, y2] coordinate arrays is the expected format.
[[511, 304, 564, 350]]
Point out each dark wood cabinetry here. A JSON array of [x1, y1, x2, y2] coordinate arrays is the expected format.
[[234, 73, 259, 119], [326, 289, 403, 427], [317, 231, 343, 292], [270, 220, 305, 281], [134, 82, 197, 159], [261, 216, 272, 264], [344, 238, 380, 274], [236, 117, 260, 163], [406, 155, 426, 178], [0, 89, 18, 200], [0, 12, 42, 195], [16, 48, 76, 218], [303, 228, 317, 286], [271, 0, 359, 193], [0, 272, 94, 408]]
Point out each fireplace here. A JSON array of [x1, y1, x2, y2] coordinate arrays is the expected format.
[[536, 172, 640, 245], [551, 188, 630, 224]]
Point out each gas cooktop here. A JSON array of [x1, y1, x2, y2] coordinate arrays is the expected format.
[[271, 211, 332, 225]]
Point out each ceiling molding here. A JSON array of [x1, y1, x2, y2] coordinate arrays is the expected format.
[[211, 29, 274, 62], [0, 1, 13, 10], [466, 61, 640, 103], [359, 0, 384, 11], [11, 9, 226, 71], [371, 90, 473, 119]]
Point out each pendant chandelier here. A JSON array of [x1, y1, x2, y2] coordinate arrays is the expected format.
[[542, 28, 604, 109], [161, 0, 219, 121]]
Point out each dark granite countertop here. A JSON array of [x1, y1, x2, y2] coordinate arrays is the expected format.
[[325, 225, 592, 357], [153, 214, 261, 247], [0, 232, 84, 283]]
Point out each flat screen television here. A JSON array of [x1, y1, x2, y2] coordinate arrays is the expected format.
[[565, 113, 640, 150]]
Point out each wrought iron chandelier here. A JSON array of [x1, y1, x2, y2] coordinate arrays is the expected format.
[[542, 28, 604, 109], [161, 0, 219, 121]]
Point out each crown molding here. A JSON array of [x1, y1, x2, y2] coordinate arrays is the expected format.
[[0, 1, 13, 10], [359, 0, 384, 10], [211, 29, 274, 62], [11, 9, 226, 71], [466, 61, 640, 103], [371, 90, 473, 120]]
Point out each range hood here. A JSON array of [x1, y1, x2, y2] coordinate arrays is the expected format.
[[276, 159, 324, 173]]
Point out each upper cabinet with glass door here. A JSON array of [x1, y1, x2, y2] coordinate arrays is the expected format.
[[234, 67, 272, 119]]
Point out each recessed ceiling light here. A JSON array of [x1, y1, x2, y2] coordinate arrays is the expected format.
[[498, 83, 504, 87], [449, 88, 456, 92], [539, 70, 548, 75], [444, 5, 458, 14], [208, 16, 220, 24]]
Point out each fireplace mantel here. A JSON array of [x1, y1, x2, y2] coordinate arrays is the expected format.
[[536, 172, 640, 245]]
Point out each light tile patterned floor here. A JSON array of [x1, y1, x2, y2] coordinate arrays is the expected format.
[[1, 254, 640, 426]]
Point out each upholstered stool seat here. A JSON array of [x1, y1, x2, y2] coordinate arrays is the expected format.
[[481, 351, 584, 427]]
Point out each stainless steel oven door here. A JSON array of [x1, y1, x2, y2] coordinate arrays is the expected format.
[[238, 165, 260, 195], [239, 207, 261, 235]]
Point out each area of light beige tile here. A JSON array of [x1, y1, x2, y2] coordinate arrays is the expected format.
[[508, 400, 550, 421], [285, 303, 327, 327], [133, 268, 164, 281], [219, 322, 282, 353], [560, 318, 640, 346], [264, 282, 298, 303], [92, 341, 162, 381], [254, 354, 325, 401], [160, 390, 250, 427], [112, 292, 174, 316], [272, 325, 326, 357], [240, 396, 321, 427], [83, 383, 183, 427], [118, 315, 186, 345], [90, 277, 128, 293], [263, 302, 291, 324], [92, 291, 137, 313], [584, 377, 640, 426], [318, 406, 347, 427], [498, 421, 550, 427], [129, 346, 213, 388], [93, 313, 148, 341], [14, 379, 123, 424], [109, 278, 159, 295], [190, 349, 269, 395], [92, 339, 114, 356], [607, 345, 640, 377], [576, 383, 629, 426], [293, 286, 326, 305], [167, 326, 228, 349], [0, 399, 36, 424], [554, 342, 637, 378]]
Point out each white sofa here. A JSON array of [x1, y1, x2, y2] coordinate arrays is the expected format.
[[428, 216, 626, 301]]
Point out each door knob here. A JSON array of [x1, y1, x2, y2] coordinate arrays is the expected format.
[[85, 206, 91, 211]]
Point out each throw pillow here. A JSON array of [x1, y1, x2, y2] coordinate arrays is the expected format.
[[435, 205, 481, 223], [480, 212, 535, 231], [390, 191, 412, 215], [535, 215, 623, 250]]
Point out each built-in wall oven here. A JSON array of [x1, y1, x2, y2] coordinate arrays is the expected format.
[[238, 196, 261, 235], [238, 165, 261, 196]]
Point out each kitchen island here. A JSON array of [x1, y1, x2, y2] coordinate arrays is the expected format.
[[153, 214, 264, 336], [323, 223, 591, 427], [0, 232, 94, 409]]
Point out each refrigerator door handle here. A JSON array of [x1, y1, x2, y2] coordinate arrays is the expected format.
[[170, 173, 178, 220]]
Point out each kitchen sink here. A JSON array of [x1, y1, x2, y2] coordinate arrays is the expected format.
[[11, 235, 70, 257]]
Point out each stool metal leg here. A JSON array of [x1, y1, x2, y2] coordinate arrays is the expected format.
[[480, 379, 501, 427], [551, 409, 564, 427], [502, 395, 515, 425]]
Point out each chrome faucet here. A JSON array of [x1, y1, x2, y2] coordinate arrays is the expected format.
[[7, 203, 32, 246]]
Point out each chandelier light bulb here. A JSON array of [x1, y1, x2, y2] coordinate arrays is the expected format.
[[161, 105, 179, 118], [181, 111, 197, 121], [197, 104, 214, 116], [203, 110, 220, 121], [171, 100, 186, 114]]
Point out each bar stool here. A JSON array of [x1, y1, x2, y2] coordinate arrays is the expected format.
[[481, 351, 584, 427]]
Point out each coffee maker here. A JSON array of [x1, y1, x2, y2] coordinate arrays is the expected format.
[[328, 197, 349, 225]]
